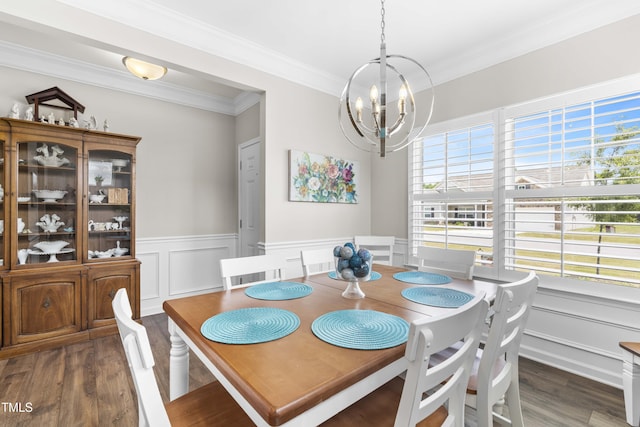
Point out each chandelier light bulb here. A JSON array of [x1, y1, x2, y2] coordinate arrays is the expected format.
[[370, 85, 379, 103], [398, 85, 407, 101], [355, 97, 364, 122]]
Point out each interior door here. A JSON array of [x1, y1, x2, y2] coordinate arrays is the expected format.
[[239, 138, 260, 258]]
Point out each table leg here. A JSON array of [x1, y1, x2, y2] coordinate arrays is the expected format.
[[622, 349, 640, 426], [168, 318, 190, 400]]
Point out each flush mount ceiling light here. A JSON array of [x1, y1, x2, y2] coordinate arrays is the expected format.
[[122, 56, 167, 80], [338, 0, 435, 158]]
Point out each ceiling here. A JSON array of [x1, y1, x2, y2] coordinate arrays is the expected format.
[[1, 0, 640, 114]]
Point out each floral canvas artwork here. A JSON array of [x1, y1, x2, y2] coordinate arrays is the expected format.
[[289, 150, 358, 203]]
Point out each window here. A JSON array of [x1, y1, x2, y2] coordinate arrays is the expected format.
[[409, 77, 640, 288], [409, 114, 495, 266]]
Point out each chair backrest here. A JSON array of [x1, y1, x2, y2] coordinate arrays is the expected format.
[[476, 271, 538, 413], [219, 253, 285, 290], [417, 246, 476, 280], [112, 288, 171, 427], [395, 293, 489, 426], [300, 248, 335, 278], [354, 235, 395, 266]]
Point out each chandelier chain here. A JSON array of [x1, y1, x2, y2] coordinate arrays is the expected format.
[[380, 0, 386, 44]]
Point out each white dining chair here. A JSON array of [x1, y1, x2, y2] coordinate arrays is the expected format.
[[219, 253, 285, 290], [112, 288, 253, 427], [431, 271, 539, 427], [321, 293, 489, 427], [300, 248, 335, 278], [417, 246, 477, 280], [354, 235, 395, 266]]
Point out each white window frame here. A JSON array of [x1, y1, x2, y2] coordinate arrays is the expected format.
[[408, 74, 640, 301]]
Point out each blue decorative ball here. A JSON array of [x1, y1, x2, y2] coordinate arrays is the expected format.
[[354, 263, 370, 278], [358, 248, 372, 261], [339, 246, 354, 259], [344, 242, 356, 251], [349, 255, 363, 269], [333, 246, 342, 257], [341, 268, 356, 280], [337, 258, 350, 272]]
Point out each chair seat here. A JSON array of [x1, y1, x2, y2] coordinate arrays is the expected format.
[[166, 381, 254, 427], [320, 377, 448, 427], [430, 342, 506, 394]]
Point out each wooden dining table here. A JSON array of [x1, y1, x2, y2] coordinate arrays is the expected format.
[[163, 264, 497, 426]]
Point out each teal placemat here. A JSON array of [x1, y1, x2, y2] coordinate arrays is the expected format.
[[201, 307, 300, 344], [401, 287, 473, 308], [393, 271, 451, 285], [312, 309, 409, 350], [245, 281, 313, 300], [328, 271, 382, 281]]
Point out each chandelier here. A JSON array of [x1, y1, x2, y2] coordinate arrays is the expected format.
[[338, 0, 435, 157]]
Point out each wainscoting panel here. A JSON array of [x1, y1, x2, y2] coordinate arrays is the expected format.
[[168, 246, 229, 295], [138, 251, 160, 300], [520, 285, 640, 389], [137, 234, 236, 316]]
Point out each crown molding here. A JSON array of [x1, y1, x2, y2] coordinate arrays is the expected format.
[[0, 40, 254, 116], [10, 0, 640, 106], [55, 0, 345, 96], [233, 92, 262, 116], [427, 1, 640, 85], [55, 0, 640, 96]]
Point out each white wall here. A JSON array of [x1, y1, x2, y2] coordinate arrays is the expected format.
[[262, 82, 373, 242]]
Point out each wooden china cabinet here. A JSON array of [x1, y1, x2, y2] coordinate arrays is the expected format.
[[0, 118, 140, 358]]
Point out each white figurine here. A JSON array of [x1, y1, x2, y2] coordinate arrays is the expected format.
[[24, 107, 34, 121], [8, 103, 20, 119], [58, 117, 65, 126], [103, 119, 109, 132], [84, 115, 97, 130], [47, 112, 56, 124], [69, 117, 79, 128]]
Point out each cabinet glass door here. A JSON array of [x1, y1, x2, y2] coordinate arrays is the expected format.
[[87, 150, 132, 260], [17, 141, 79, 265]]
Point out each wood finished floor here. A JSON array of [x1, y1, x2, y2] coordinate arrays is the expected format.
[[0, 313, 628, 427]]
